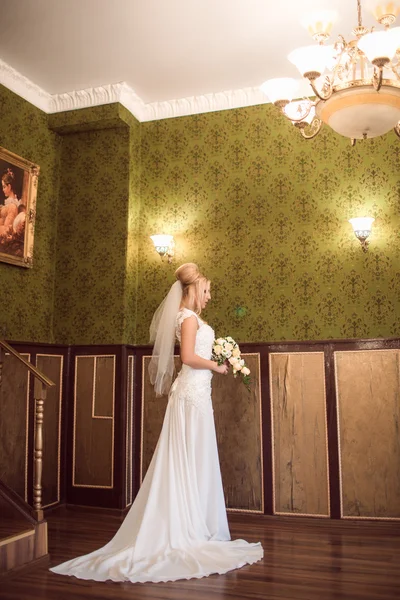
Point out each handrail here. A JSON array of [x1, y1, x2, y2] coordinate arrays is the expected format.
[[0, 339, 56, 521], [0, 340, 55, 387]]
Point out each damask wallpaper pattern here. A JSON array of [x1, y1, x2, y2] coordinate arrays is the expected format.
[[1, 85, 399, 345], [0, 84, 61, 342], [52, 123, 132, 344], [136, 105, 400, 344]]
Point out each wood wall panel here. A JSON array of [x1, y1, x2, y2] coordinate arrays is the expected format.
[[93, 356, 114, 417], [140, 356, 175, 481], [36, 355, 63, 508], [335, 350, 400, 519], [0, 354, 30, 501], [213, 353, 263, 512], [141, 354, 263, 512], [73, 355, 115, 488], [270, 352, 329, 516]]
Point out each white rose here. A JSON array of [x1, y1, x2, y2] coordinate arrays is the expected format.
[[216, 338, 225, 345], [239, 359, 245, 367], [228, 357, 238, 366], [224, 342, 233, 352], [242, 366, 250, 376], [224, 350, 232, 358], [227, 336, 234, 343], [232, 348, 240, 358], [214, 345, 222, 355]]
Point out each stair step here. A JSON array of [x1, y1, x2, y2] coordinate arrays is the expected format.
[[0, 494, 34, 543]]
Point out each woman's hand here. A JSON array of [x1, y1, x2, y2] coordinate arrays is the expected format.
[[214, 363, 229, 375]]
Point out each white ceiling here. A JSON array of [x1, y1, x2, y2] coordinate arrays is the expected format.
[[0, 0, 383, 117]]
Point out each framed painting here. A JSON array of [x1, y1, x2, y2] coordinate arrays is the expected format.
[[0, 147, 40, 268]]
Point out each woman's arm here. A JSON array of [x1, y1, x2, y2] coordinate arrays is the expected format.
[[180, 316, 228, 374]]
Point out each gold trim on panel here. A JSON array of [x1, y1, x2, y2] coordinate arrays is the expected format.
[[227, 352, 264, 514], [36, 354, 64, 509], [72, 355, 116, 489], [269, 352, 330, 518], [334, 349, 400, 521], [140, 354, 157, 485], [141, 353, 264, 514], [126, 355, 134, 507]]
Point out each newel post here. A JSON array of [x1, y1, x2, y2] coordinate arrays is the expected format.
[[33, 378, 47, 521]]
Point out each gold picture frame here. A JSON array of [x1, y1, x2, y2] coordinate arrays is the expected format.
[[0, 146, 40, 268]]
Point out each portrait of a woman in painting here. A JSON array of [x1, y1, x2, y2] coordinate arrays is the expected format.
[[0, 148, 39, 268]]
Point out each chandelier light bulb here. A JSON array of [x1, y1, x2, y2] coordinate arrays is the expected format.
[[260, 78, 299, 106]]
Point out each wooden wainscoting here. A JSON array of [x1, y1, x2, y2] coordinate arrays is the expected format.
[[4, 338, 399, 520]]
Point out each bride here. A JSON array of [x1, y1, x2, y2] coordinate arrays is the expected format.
[[51, 263, 263, 583]]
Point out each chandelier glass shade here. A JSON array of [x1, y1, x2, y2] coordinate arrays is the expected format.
[[261, 0, 400, 142]]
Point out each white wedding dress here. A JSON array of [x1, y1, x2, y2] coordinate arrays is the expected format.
[[51, 308, 263, 583]]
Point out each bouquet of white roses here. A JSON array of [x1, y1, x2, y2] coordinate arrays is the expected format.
[[212, 336, 251, 390]]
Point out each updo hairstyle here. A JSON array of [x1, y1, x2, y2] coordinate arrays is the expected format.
[[2, 168, 16, 192], [175, 263, 209, 315]]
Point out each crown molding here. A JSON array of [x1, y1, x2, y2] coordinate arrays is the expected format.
[[0, 58, 270, 122], [0, 59, 51, 112]]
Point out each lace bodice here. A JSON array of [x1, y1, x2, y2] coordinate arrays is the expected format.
[[175, 308, 214, 360], [173, 308, 215, 415]]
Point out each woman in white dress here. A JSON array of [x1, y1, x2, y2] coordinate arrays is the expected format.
[[51, 263, 263, 583]]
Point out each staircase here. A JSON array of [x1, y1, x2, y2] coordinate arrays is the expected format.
[[0, 341, 54, 577], [0, 481, 48, 576]]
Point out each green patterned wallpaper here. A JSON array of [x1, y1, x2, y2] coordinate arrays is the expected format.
[[1, 86, 399, 345], [0, 84, 61, 342], [136, 105, 400, 344], [51, 108, 137, 345]]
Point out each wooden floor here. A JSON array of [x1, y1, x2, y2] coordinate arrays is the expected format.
[[1, 507, 399, 599]]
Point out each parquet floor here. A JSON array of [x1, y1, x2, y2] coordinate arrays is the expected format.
[[1, 506, 399, 600]]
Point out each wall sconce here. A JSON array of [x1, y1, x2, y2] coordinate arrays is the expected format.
[[348, 217, 375, 252], [150, 234, 175, 263]]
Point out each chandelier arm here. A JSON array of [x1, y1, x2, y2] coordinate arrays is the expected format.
[[390, 64, 400, 81], [309, 77, 333, 101], [283, 101, 313, 123], [394, 122, 400, 139], [300, 118, 322, 139]]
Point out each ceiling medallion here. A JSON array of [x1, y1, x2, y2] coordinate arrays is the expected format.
[[261, 0, 400, 143]]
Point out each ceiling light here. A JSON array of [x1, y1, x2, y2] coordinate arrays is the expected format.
[[261, 0, 400, 143]]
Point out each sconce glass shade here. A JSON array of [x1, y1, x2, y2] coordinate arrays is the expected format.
[[349, 218, 375, 248], [357, 30, 399, 64], [260, 77, 298, 105], [288, 45, 331, 78], [150, 234, 174, 256]]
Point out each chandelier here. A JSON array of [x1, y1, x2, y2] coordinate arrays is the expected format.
[[261, 0, 400, 143]]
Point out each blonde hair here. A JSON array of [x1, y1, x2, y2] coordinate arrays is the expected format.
[[175, 263, 209, 315]]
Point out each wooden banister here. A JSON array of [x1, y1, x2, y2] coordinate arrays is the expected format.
[[0, 341, 55, 520]]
